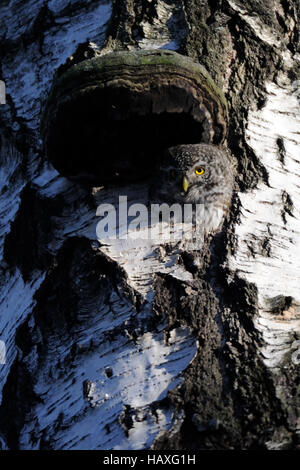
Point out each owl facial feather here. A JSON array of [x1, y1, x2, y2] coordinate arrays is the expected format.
[[152, 143, 234, 234]]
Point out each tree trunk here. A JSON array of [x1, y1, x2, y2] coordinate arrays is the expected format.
[[0, 0, 299, 450]]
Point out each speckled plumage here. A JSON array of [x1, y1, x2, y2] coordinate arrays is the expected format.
[[153, 143, 234, 234]]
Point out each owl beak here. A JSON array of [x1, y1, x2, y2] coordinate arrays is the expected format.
[[182, 176, 190, 193]]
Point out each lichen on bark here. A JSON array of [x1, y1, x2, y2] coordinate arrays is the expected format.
[[0, 0, 299, 451]]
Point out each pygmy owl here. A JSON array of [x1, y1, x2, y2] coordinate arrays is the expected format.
[[152, 143, 234, 235]]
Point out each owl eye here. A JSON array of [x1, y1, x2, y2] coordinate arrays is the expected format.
[[170, 169, 177, 179], [195, 167, 205, 176]]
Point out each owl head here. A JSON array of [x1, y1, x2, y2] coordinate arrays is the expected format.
[[155, 143, 233, 202], [152, 143, 234, 233]]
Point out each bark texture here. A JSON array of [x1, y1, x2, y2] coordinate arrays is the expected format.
[[0, 0, 299, 450]]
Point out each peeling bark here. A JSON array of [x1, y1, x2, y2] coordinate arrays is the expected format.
[[0, 0, 299, 450]]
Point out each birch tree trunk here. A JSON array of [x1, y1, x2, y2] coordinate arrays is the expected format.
[[0, 0, 299, 450]]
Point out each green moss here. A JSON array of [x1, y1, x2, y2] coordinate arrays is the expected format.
[[41, 49, 229, 165], [53, 49, 227, 112]]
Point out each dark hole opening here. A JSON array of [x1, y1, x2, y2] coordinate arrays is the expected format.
[[47, 85, 207, 184]]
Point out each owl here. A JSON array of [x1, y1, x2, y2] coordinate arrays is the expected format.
[[151, 143, 234, 235], [96, 143, 234, 299]]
